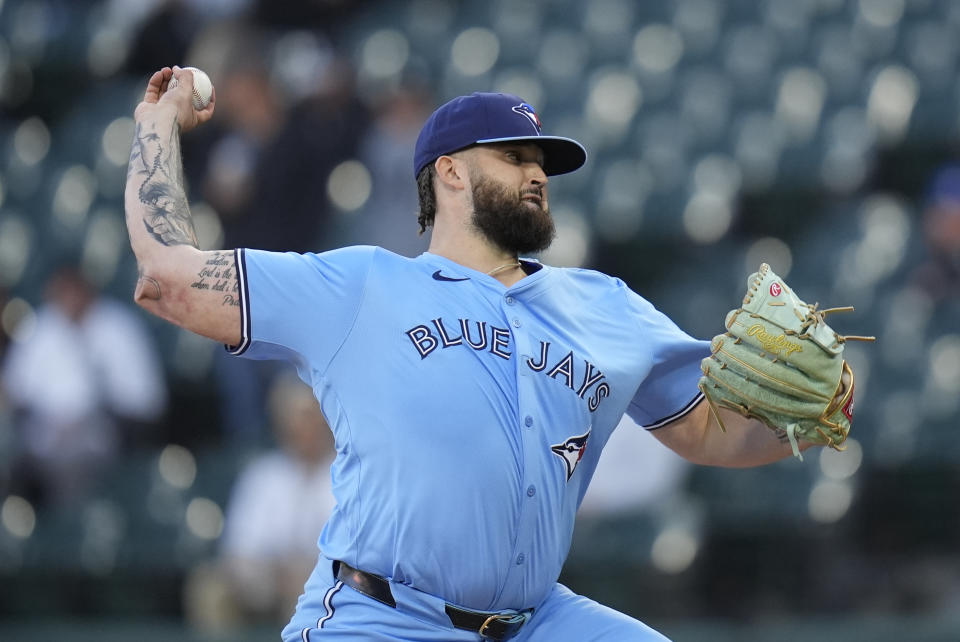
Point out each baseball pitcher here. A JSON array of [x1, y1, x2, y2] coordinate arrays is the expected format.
[[125, 66, 871, 641]]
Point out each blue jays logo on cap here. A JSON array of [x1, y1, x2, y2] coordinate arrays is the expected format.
[[512, 102, 542, 133], [551, 430, 591, 481], [414, 92, 587, 179]]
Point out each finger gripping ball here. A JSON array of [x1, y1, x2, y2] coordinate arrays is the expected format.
[[170, 67, 213, 110]]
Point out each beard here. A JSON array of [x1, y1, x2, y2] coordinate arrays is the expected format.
[[469, 172, 555, 255]]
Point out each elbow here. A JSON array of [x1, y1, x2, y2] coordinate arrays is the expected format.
[[132, 260, 175, 320], [131, 247, 194, 311], [131, 267, 184, 328], [134, 272, 163, 307], [129, 252, 205, 334]]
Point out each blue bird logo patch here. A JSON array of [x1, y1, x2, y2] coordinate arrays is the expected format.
[[551, 430, 590, 481], [512, 103, 543, 134]]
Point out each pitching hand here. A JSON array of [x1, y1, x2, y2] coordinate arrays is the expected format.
[[134, 66, 215, 133]]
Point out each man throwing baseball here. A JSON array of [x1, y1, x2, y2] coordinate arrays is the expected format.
[[126, 67, 867, 641]]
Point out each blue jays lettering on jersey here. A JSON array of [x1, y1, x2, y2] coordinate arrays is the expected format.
[[228, 246, 708, 613]]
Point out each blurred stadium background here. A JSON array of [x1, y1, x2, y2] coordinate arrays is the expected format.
[[1, 0, 959, 640]]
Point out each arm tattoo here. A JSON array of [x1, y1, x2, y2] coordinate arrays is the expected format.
[[190, 251, 241, 307], [128, 120, 200, 247]]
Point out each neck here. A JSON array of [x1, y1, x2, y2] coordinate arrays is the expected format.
[[428, 231, 524, 285]]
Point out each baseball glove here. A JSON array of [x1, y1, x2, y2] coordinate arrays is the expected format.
[[698, 264, 875, 459]]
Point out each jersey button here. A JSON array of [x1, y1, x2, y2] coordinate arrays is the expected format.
[[524, 416, 533, 427], [516, 553, 525, 565], [512, 318, 521, 328], [526, 485, 536, 497], [505, 296, 516, 305]]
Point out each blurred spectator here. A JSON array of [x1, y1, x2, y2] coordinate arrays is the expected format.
[[1, 263, 167, 506], [196, 59, 292, 251], [185, 373, 336, 629], [190, 41, 369, 443], [124, 0, 205, 76], [339, 82, 434, 256], [187, 40, 367, 254], [912, 164, 960, 302], [121, 0, 255, 75], [254, 54, 370, 250]]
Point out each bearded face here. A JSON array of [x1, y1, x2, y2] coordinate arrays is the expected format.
[[468, 169, 555, 255]]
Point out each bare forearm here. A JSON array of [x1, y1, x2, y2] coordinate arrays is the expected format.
[[125, 104, 198, 268], [696, 407, 810, 467], [653, 402, 810, 468]]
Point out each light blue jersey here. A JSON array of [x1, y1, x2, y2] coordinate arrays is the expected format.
[[228, 245, 708, 638]]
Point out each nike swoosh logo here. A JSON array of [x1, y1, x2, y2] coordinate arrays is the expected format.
[[432, 270, 470, 282]]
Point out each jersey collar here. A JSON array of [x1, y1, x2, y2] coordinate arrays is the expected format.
[[419, 252, 553, 295]]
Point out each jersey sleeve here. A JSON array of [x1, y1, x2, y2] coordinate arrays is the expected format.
[[227, 245, 376, 373], [624, 292, 711, 429]]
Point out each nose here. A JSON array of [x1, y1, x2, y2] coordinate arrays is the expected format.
[[528, 163, 548, 186]]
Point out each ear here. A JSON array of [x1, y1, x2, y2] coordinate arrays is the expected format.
[[434, 155, 467, 191]]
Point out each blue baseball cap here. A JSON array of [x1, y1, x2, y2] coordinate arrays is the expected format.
[[413, 92, 587, 179]]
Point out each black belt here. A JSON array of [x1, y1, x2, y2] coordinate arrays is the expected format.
[[334, 561, 532, 640]]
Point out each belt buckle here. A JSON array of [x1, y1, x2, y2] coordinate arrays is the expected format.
[[479, 611, 530, 639]]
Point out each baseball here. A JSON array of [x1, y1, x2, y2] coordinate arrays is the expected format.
[[169, 66, 213, 110]]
